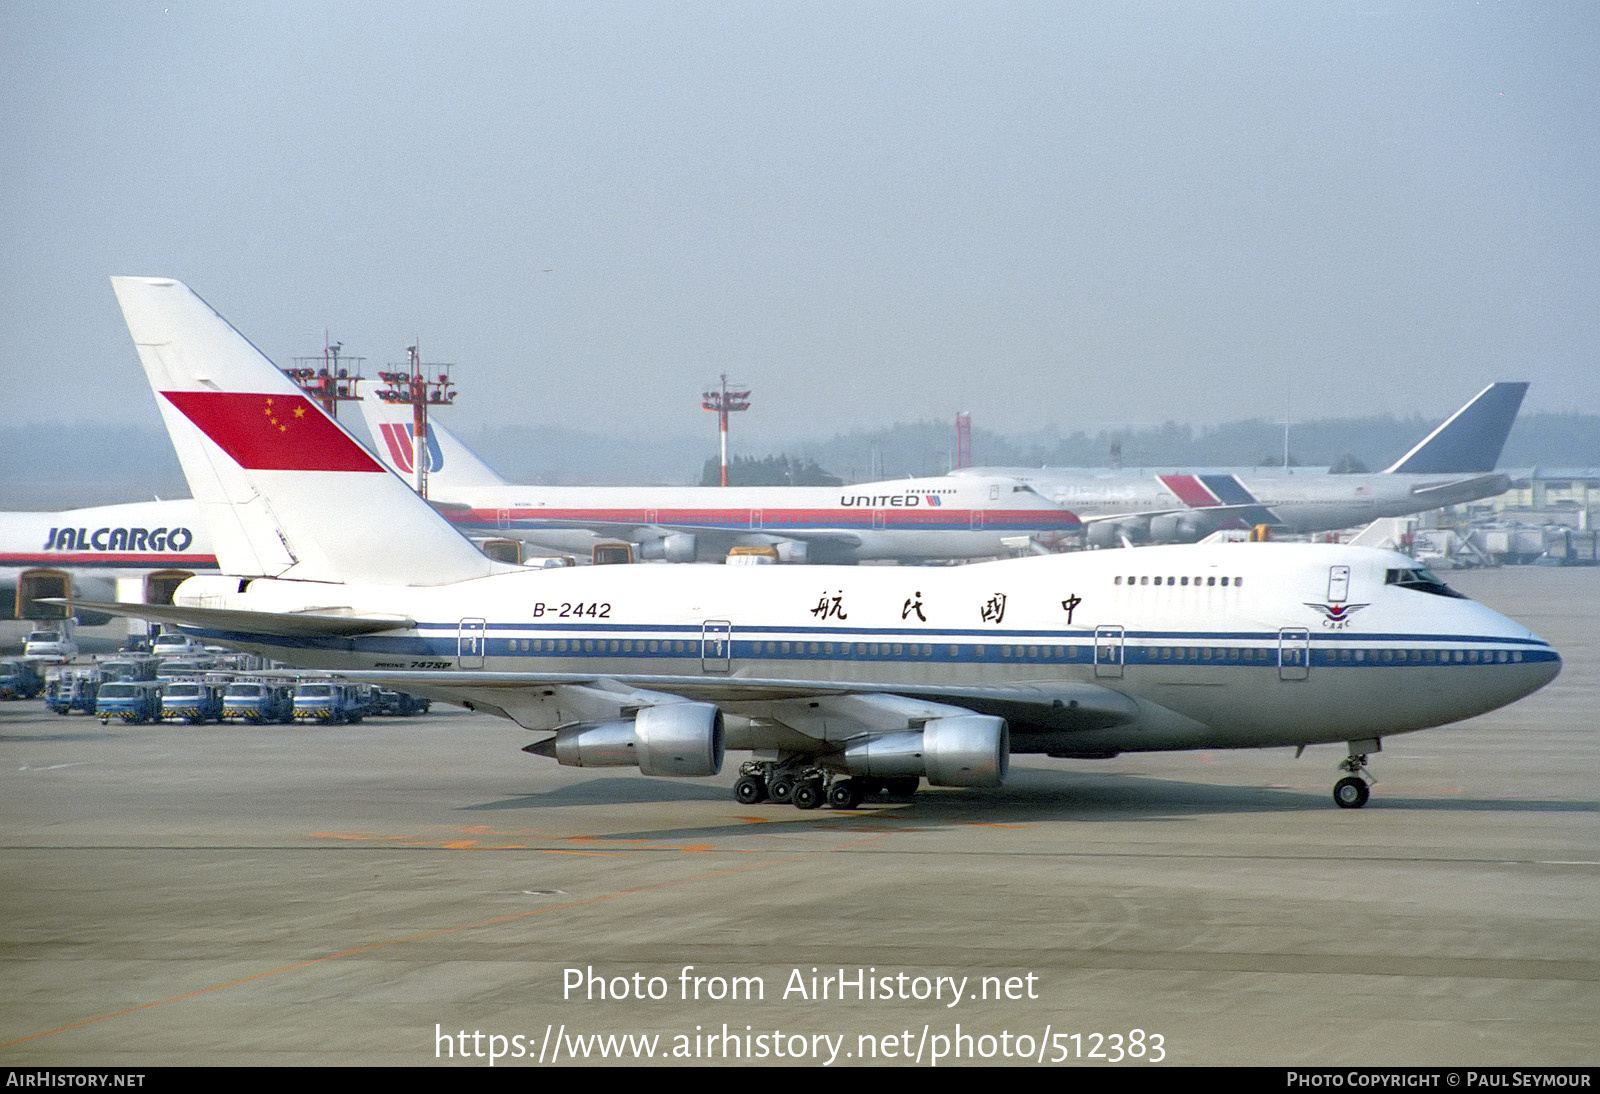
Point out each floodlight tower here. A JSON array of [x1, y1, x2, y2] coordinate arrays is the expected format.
[[286, 338, 366, 418], [701, 373, 750, 487], [373, 343, 456, 499]]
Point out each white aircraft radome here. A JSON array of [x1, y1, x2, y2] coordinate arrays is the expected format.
[[357, 381, 1078, 564], [80, 277, 1560, 811]]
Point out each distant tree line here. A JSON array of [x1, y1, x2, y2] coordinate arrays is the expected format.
[[698, 455, 843, 487], [3, 410, 1596, 508], [781, 413, 1600, 481]]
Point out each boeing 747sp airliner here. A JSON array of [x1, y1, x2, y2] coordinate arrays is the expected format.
[[75, 278, 1559, 812]]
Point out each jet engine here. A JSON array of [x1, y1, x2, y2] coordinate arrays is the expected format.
[[638, 533, 698, 563], [1086, 518, 1149, 550], [842, 714, 1009, 788], [1148, 513, 1211, 543], [541, 702, 725, 776], [772, 540, 809, 564]]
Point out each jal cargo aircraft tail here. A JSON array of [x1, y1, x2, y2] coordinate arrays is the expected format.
[[84, 278, 1559, 812]]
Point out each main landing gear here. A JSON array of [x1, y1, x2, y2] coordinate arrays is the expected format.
[[1332, 746, 1378, 809], [733, 761, 919, 811]]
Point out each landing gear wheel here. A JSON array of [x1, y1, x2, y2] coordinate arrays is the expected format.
[[768, 776, 796, 804], [734, 775, 767, 805], [1333, 776, 1370, 809], [827, 779, 863, 810], [792, 781, 824, 810]]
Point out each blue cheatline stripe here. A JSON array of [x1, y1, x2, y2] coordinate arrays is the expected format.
[[424, 619, 1556, 647], [177, 624, 1558, 670]]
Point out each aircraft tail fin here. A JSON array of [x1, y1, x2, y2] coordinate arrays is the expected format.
[[357, 387, 509, 489], [1382, 382, 1528, 474], [111, 277, 506, 586]]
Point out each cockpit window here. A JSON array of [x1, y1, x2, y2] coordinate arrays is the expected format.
[[1385, 567, 1466, 599]]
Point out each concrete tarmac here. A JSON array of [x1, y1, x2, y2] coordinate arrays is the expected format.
[[0, 567, 1594, 1066]]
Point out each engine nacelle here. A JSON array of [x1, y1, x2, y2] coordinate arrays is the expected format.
[[638, 533, 698, 563], [1086, 518, 1148, 550], [772, 540, 808, 564], [1148, 513, 1209, 543], [549, 702, 724, 776], [842, 715, 1009, 788]]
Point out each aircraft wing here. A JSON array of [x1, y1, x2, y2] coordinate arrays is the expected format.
[[323, 668, 1143, 736], [45, 599, 416, 638], [542, 518, 866, 551]]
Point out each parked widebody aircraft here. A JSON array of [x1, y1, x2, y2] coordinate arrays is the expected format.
[[81, 278, 1559, 813], [0, 499, 216, 623], [357, 389, 1079, 564], [958, 382, 1527, 547]]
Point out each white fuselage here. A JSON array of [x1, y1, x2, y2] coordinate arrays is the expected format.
[[434, 475, 1077, 562], [0, 500, 217, 611], [960, 467, 1511, 544], [169, 542, 1557, 755]]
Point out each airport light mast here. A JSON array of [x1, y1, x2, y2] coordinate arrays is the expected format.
[[701, 374, 750, 487], [374, 344, 456, 499], [286, 338, 366, 419]]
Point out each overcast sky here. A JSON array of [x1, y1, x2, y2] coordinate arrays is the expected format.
[[4, 2, 1596, 447]]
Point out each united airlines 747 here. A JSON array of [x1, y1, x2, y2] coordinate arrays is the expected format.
[[80, 278, 1560, 811], [357, 390, 1078, 564]]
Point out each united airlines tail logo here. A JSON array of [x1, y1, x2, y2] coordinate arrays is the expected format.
[[377, 423, 444, 474], [1306, 602, 1368, 629]]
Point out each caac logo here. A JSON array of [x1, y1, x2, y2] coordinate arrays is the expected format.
[[377, 423, 444, 474], [1305, 602, 1367, 629]]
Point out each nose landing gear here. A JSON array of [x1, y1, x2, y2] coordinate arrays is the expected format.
[[1333, 743, 1378, 808]]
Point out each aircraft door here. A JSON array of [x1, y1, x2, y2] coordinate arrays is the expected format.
[[458, 617, 487, 668], [749, 510, 762, 530], [873, 510, 887, 531], [700, 620, 732, 673], [1327, 565, 1350, 603], [1094, 625, 1125, 678], [970, 509, 985, 530], [496, 509, 511, 530], [1278, 627, 1310, 681]]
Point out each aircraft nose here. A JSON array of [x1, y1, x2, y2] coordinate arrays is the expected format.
[[1503, 637, 1561, 703]]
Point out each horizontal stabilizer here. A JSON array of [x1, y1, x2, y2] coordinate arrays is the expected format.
[[1407, 472, 1511, 500]]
